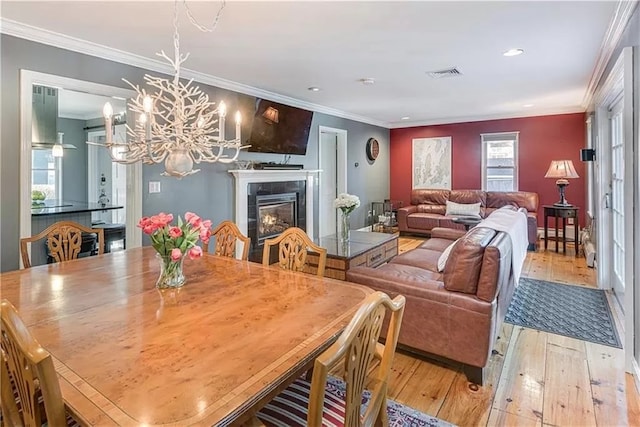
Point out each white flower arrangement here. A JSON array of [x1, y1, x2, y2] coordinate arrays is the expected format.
[[333, 193, 361, 215]]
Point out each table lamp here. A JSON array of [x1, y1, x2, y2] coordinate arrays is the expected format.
[[544, 160, 579, 207]]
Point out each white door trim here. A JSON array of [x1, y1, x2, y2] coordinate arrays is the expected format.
[[593, 47, 635, 373], [19, 70, 142, 267], [318, 126, 348, 238]]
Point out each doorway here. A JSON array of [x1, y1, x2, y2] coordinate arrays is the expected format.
[[318, 126, 347, 238], [594, 47, 635, 375], [19, 70, 142, 262]]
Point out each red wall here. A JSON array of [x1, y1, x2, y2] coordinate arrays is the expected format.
[[390, 113, 587, 226]]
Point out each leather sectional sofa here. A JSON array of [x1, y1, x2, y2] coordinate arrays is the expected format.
[[397, 189, 539, 250], [346, 224, 515, 385]]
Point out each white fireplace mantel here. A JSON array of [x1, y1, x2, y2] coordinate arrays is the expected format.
[[229, 169, 321, 241]]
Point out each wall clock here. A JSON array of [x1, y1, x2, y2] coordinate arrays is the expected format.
[[366, 138, 380, 162]]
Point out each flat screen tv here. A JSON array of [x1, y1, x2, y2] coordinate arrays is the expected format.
[[247, 99, 314, 155]]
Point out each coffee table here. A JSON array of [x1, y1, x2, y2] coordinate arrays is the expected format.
[[307, 231, 399, 280], [452, 216, 482, 230]]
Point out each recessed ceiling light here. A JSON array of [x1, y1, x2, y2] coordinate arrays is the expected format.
[[308, 87, 321, 92], [503, 48, 524, 57], [359, 78, 375, 85], [523, 104, 534, 108], [400, 116, 410, 120]]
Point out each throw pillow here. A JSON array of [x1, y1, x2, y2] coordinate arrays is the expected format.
[[437, 239, 458, 272], [445, 201, 481, 218]]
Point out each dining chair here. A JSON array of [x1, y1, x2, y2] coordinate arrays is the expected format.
[[205, 220, 251, 260], [262, 227, 327, 276], [1, 299, 80, 426], [19, 220, 105, 269], [256, 291, 406, 426]]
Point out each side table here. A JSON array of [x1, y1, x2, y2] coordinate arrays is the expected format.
[[543, 205, 579, 257]]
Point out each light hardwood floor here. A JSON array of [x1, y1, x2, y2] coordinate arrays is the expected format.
[[388, 236, 640, 426]]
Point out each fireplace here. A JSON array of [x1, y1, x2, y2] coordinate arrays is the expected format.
[[256, 193, 297, 244], [229, 169, 320, 262], [246, 180, 307, 262]]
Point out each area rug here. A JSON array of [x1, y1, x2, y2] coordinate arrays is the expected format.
[[505, 278, 621, 348], [257, 375, 455, 427]]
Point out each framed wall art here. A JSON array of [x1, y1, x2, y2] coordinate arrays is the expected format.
[[412, 137, 452, 189]]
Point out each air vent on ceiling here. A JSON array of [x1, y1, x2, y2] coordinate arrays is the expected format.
[[426, 67, 463, 79]]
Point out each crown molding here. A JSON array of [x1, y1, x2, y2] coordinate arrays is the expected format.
[[0, 18, 388, 128], [582, 0, 639, 109], [389, 107, 585, 129]]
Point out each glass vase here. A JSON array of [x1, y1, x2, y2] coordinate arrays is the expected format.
[[340, 212, 351, 243], [155, 253, 186, 289]]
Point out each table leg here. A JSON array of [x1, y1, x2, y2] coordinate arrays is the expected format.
[[544, 213, 549, 250], [575, 219, 579, 258], [555, 214, 559, 253], [562, 217, 567, 253]]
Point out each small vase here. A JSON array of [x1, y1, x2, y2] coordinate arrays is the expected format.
[[155, 253, 186, 289], [340, 212, 351, 243]]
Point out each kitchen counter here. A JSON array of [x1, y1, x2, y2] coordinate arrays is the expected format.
[[31, 200, 124, 216]]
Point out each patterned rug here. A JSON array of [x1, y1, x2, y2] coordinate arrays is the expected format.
[[258, 375, 455, 426], [505, 278, 621, 348]]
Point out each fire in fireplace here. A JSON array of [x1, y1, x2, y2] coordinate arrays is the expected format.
[[256, 193, 297, 243]]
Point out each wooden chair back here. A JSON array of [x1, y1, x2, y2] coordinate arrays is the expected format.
[[262, 227, 327, 276], [308, 291, 405, 426], [20, 220, 105, 269], [1, 299, 67, 427], [205, 220, 251, 260]]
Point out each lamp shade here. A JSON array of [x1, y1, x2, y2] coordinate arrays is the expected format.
[[544, 160, 579, 179]]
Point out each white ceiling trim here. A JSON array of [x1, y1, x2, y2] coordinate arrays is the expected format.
[[389, 106, 585, 129], [0, 18, 389, 128], [582, 0, 638, 110]]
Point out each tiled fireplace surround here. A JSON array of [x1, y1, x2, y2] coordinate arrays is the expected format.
[[230, 170, 320, 262]]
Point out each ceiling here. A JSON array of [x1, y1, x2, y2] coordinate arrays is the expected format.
[[1, 1, 618, 128], [58, 89, 126, 120]]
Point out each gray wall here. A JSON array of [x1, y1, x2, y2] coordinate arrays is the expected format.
[[0, 34, 390, 272], [57, 117, 88, 202]]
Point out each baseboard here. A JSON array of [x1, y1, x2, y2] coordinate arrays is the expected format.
[[537, 225, 577, 239], [632, 358, 640, 394]]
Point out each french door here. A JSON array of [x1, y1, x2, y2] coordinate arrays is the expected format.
[[609, 98, 625, 304]]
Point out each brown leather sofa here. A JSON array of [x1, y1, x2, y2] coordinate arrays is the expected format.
[[346, 225, 514, 385], [397, 189, 538, 250]]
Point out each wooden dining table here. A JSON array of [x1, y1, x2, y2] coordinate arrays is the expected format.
[[0, 247, 372, 426]]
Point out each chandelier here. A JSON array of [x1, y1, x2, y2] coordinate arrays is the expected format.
[[90, 0, 247, 178]]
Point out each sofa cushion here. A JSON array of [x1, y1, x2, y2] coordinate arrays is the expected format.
[[450, 190, 487, 217], [445, 201, 481, 218], [417, 204, 447, 215], [411, 189, 450, 206], [406, 213, 441, 230], [420, 237, 453, 252], [444, 228, 497, 294], [486, 191, 538, 213], [389, 248, 442, 273], [438, 240, 458, 272]]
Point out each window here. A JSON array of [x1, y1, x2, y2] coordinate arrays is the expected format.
[[31, 149, 62, 200], [481, 132, 519, 191]]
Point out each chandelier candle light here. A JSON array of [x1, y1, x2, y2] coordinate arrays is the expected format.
[[93, 0, 248, 178], [334, 193, 361, 242]]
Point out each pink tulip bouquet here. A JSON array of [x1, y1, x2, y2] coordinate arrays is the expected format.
[[138, 212, 212, 288]]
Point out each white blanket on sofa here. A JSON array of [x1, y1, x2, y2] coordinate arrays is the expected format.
[[477, 208, 528, 286]]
